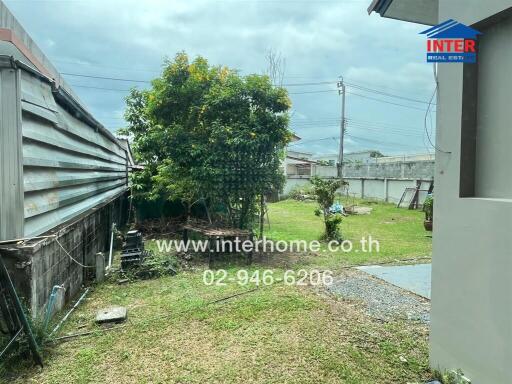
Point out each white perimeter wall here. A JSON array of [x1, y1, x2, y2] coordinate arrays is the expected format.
[[283, 176, 431, 204]]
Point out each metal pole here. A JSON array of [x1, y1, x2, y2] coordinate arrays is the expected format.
[[50, 288, 90, 338], [337, 77, 346, 178], [0, 255, 43, 367], [108, 223, 116, 270]]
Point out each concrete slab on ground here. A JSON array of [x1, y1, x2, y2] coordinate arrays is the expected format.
[[95, 306, 128, 324], [327, 269, 430, 323], [356, 263, 431, 299]]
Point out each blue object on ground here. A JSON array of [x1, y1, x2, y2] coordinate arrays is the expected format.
[[356, 263, 431, 299], [329, 202, 343, 214]]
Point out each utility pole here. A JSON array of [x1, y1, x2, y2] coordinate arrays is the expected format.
[[337, 77, 346, 178]]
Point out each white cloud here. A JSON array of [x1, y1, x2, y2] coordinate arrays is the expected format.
[[4, 0, 434, 155]]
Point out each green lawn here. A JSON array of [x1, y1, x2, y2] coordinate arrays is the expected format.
[[12, 272, 430, 384], [7, 199, 433, 384], [266, 198, 432, 268]]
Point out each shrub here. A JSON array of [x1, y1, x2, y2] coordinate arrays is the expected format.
[[423, 194, 433, 221], [310, 176, 343, 241]]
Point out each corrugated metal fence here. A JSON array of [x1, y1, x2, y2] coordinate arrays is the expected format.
[[20, 71, 128, 237]]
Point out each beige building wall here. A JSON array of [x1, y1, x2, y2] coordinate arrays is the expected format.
[[430, 2, 512, 383]]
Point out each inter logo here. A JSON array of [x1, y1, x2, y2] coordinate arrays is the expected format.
[[420, 19, 482, 63]]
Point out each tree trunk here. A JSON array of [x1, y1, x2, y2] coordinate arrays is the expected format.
[[185, 201, 192, 223], [259, 194, 265, 238]]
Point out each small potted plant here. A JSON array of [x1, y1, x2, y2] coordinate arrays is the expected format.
[[423, 194, 433, 231]]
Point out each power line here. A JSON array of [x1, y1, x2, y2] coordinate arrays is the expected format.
[[289, 89, 338, 95], [346, 91, 436, 112], [63, 72, 339, 87], [345, 82, 436, 106], [289, 133, 423, 151], [62, 72, 151, 83], [346, 117, 426, 131], [291, 122, 425, 140], [57, 58, 429, 101], [346, 124, 424, 138], [54, 58, 162, 74], [292, 116, 427, 132], [63, 71, 436, 110], [281, 81, 337, 87], [346, 133, 426, 150], [69, 83, 134, 92], [287, 136, 338, 146]]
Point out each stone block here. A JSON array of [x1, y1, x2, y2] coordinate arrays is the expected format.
[[95, 306, 127, 324]]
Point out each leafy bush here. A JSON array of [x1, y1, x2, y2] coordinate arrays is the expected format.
[[432, 369, 468, 384], [288, 185, 315, 201], [310, 176, 343, 241], [324, 213, 343, 241], [423, 194, 433, 221]]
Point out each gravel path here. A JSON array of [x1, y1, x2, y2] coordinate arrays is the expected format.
[[327, 269, 431, 323]]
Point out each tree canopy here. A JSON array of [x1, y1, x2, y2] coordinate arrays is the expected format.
[[122, 52, 292, 229]]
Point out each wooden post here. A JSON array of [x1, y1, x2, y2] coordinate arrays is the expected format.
[[259, 194, 265, 238], [95, 253, 105, 283], [247, 232, 254, 266]]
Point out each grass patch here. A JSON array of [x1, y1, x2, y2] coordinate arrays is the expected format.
[[11, 274, 431, 384], [7, 199, 433, 383], [266, 198, 431, 268]]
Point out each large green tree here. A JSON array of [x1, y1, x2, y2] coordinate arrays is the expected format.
[[123, 52, 292, 230]]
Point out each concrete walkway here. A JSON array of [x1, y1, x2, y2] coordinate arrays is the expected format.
[[356, 263, 431, 299]]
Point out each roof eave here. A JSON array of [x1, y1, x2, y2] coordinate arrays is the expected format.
[[368, 0, 438, 26]]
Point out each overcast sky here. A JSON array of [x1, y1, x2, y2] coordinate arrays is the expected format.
[[5, 0, 436, 156]]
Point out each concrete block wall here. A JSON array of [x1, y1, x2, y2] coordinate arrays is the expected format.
[[0, 192, 127, 317], [283, 176, 432, 205], [343, 160, 435, 179], [345, 177, 432, 204]]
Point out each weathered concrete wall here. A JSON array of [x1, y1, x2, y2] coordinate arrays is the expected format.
[[0, 192, 127, 317], [284, 173, 432, 204], [283, 176, 311, 195], [345, 177, 432, 204], [343, 160, 435, 179]]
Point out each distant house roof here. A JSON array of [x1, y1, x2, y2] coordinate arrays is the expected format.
[[312, 153, 338, 159], [290, 133, 301, 142], [286, 155, 318, 165], [287, 149, 313, 157], [345, 150, 383, 156], [368, 0, 438, 26]]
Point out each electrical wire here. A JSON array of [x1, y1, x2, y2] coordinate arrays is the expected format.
[[69, 83, 134, 92], [61, 72, 151, 83], [345, 82, 436, 105], [63, 71, 436, 114], [346, 91, 436, 112], [424, 63, 451, 154], [287, 136, 338, 146], [289, 89, 338, 95], [346, 133, 426, 150], [54, 237, 95, 268]]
